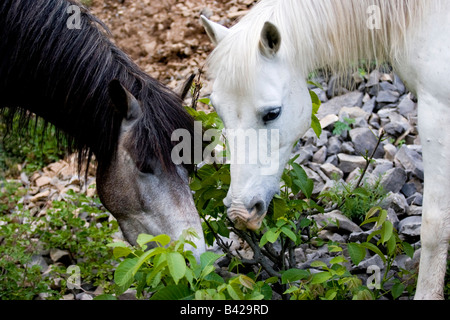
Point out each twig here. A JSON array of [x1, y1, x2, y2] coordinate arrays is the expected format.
[[355, 129, 385, 190]]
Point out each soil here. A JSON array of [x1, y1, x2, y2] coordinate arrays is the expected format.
[[89, 0, 257, 98]]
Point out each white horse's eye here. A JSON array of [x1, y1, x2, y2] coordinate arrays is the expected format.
[[262, 107, 281, 123]]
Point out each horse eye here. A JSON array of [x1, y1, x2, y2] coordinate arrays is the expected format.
[[262, 107, 281, 123]]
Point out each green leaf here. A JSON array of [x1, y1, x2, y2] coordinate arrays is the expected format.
[[238, 275, 255, 290], [281, 269, 310, 284], [402, 242, 415, 259], [386, 235, 397, 255], [166, 252, 186, 285], [329, 256, 347, 265], [112, 246, 132, 259], [281, 226, 297, 242], [273, 196, 287, 220], [381, 220, 394, 244], [93, 294, 118, 300], [347, 243, 366, 265], [360, 242, 386, 263], [311, 271, 332, 284], [391, 282, 405, 300], [151, 234, 171, 247], [227, 283, 244, 300], [150, 284, 193, 300], [137, 234, 154, 247], [310, 260, 328, 269], [200, 251, 223, 269], [114, 257, 139, 288], [311, 114, 322, 138]]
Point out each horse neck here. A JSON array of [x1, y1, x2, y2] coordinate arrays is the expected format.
[[273, 0, 437, 75]]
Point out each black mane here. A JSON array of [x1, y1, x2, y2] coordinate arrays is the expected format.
[[0, 0, 193, 173]]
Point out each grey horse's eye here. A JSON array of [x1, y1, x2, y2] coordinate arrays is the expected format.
[[262, 107, 281, 123]]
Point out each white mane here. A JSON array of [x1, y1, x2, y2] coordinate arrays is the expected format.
[[206, 0, 440, 93]]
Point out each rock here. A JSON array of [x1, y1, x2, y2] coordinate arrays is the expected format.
[[339, 107, 370, 121], [394, 145, 424, 180], [320, 114, 339, 129], [76, 293, 93, 300], [397, 94, 417, 117], [320, 163, 344, 180], [26, 255, 48, 272], [362, 97, 376, 114], [407, 205, 422, 216], [376, 90, 400, 104], [337, 154, 367, 173], [318, 91, 364, 118], [349, 128, 384, 158], [20, 172, 30, 186], [353, 254, 384, 272], [398, 216, 422, 237], [341, 142, 355, 155], [379, 168, 407, 193], [383, 143, 397, 162], [366, 70, 381, 87], [406, 192, 423, 206], [312, 146, 327, 164], [383, 113, 411, 137], [35, 176, 52, 187], [327, 136, 342, 155], [50, 248, 70, 263], [312, 210, 363, 234], [30, 189, 51, 202], [382, 192, 408, 216]]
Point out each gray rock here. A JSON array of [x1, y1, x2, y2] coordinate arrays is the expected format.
[[318, 91, 364, 118], [341, 142, 355, 154], [406, 192, 423, 206], [383, 143, 397, 162], [397, 94, 417, 117], [383, 113, 411, 137], [401, 182, 417, 198], [320, 163, 344, 180], [312, 146, 327, 164], [337, 153, 367, 173], [398, 216, 422, 237], [367, 70, 381, 87], [327, 136, 342, 155], [394, 145, 424, 180], [382, 192, 408, 215], [377, 90, 400, 104], [312, 210, 363, 234], [393, 74, 406, 95], [380, 168, 407, 193], [353, 254, 384, 272], [349, 128, 385, 158], [406, 205, 422, 216], [362, 97, 377, 114]]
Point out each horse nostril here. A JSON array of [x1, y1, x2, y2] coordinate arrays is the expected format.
[[250, 198, 266, 216]]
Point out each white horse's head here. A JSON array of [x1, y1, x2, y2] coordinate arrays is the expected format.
[[201, 16, 312, 230]]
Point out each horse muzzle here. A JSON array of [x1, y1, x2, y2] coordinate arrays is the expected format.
[[227, 199, 267, 231]]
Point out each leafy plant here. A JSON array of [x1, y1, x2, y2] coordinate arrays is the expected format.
[[333, 117, 355, 136], [98, 230, 272, 300]]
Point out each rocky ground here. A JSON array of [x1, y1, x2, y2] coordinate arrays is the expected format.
[[1, 0, 433, 300]]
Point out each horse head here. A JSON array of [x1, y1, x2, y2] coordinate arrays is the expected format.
[[96, 80, 206, 258], [201, 16, 312, 231]]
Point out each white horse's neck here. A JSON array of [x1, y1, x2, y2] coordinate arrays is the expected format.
[[208, 0, 440, 91]]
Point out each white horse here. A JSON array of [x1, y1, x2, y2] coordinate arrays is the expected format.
[[201, 0, 449, 300]]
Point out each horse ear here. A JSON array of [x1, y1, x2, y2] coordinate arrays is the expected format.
[[200, 15, 230, 45], [108, 80, 142, 121], [179, 73, 196, 101], [259, 21, 281, 59]]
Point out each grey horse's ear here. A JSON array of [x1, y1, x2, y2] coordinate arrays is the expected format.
[[108, 79, 141, 121], [200, 15, 230, 45], [259, 21, 281, 59]]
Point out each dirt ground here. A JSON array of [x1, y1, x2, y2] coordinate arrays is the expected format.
[[89, 0, 257, 97]]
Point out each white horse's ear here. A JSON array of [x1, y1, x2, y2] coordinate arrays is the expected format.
[[200, 15, 230, 45], [259, 21, 281, 59]]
